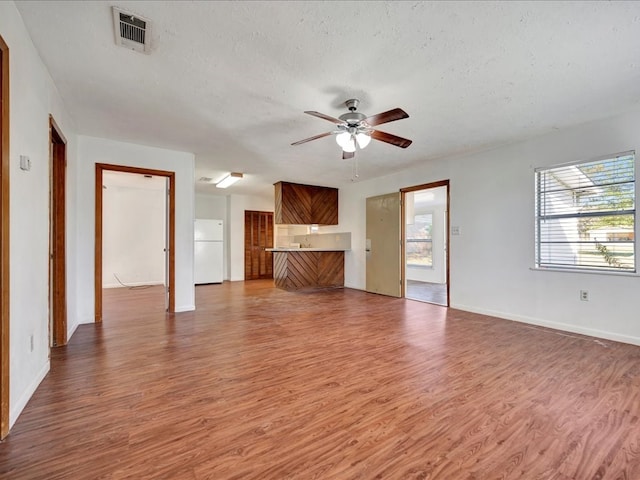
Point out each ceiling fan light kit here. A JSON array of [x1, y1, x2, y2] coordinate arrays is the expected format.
[[356, 132, 371, 149], [292, 98, 412, 159]]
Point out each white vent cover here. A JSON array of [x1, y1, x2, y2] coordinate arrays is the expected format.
[[112, 7, 151, 53], [198, 177, 214, 183]]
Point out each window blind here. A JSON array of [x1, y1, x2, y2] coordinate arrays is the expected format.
[[535, 152, 635, 272]]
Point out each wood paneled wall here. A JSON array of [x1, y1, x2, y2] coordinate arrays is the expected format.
[[274, 182, 338, 225], [273, 251, 344, 290]]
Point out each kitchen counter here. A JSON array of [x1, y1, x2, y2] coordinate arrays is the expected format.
[[272, 250, 345, 291], [267, 247, 350, 252]]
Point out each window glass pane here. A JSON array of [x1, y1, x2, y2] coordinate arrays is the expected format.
[[536, 153, 635, 272], [407, 213, 432, 267]]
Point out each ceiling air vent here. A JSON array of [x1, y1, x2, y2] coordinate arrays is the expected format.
[[198, 177, 214, 183], [112, 7, 151, 53]]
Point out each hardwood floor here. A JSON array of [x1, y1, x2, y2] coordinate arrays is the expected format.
[[2, 280, 640, 479]]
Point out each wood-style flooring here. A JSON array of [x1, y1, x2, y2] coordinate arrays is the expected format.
[[1, 280, 640, 479]]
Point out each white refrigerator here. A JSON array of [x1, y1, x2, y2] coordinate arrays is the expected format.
[[194, 219, 224, 284]]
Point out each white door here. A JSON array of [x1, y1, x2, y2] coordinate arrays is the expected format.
[[366, 192, 401, 297]]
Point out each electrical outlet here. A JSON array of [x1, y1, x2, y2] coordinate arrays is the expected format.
[[29, 334, 34, 352], [580, 290, 589, 301]]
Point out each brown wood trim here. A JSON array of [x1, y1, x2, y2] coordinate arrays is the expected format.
[[400, 179, 450, 194], [95, 164, 176, 321], [49, 116, 67, 143], [167, 173, 176, 313], [94, 166, 103, 322], [49, 115, 67, 346], [400, 180, 451, 307], [400, 194, 406, 298], [0, 34, 10, 440], [445, 183, 450, 307]]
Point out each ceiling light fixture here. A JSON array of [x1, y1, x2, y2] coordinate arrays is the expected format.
[[335, 129, 371, 153], [215, 172, 243, 188], [335, 131, 352, 148], [356, 132, 371, 149]]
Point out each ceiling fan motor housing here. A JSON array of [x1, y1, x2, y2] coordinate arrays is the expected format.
[[339, 111, 366, 125], [340, 99, 365, 125]]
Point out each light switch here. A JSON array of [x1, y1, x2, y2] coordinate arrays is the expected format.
[[451, 226, 461, 236], [20, 155, 31, 171]]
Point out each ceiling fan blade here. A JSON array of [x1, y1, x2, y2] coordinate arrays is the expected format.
[[343, 151, 355, 160], [304, 111, 346, 125], [291, 131, 334, 146], [370, 130, 413, 148], [364, 108, 409, 127]]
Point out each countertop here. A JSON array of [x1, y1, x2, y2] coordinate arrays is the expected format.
[[266, 248, 350, 252]]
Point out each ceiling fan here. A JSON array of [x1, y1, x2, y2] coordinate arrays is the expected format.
[[291, 99, 412, 159]]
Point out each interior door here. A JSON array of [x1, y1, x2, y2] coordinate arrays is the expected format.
[[366, 192, 401, 297], [50, 116, 67, 347], [244, 210, 274, 280]]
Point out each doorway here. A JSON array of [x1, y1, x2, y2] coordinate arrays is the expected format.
[[401, 181, 450, 306], [49, 116, 67, 346], [365, 192, 401, 297], [0, 34, 10, 439], [95, 164, 176, 322], [244, 210, 273, 280]]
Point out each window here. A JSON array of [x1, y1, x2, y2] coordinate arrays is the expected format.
[[535, 151, 635, 272], [406, 213, 433, 267]]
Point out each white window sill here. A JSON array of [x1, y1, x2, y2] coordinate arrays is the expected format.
[[531, 266, 640, 278]]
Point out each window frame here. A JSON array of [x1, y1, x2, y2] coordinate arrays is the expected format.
[[534, 150, 636, 274], [406, 212, 434, 268]]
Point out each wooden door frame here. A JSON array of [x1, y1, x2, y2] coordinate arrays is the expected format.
[[50, 116, 67, 346], [400, 180, 450, 307], [0, 34, 10, 439], [95, 164, 176, 322]]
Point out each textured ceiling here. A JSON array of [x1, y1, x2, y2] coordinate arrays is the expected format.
[[15, 1, 640, 198]]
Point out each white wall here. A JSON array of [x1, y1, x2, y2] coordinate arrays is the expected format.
[[340, 108, 640, 346], [103, 182, 166, 288], [1, 2, 78, 427], [195, 193, 227, 220], [76, 136, 195, 315], [227, 193, 274, 281]]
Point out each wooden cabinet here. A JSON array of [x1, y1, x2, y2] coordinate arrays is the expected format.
[[274, 182, 338, 225], [273, 251, 344, 291]]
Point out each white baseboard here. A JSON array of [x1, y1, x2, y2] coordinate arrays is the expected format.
[[340, 286, 640, 346], [67, 319, 79, 339], [175, 304, 195, 312], [103, 281, 165, 289], [10, 360, 50, 429], [453, 303, 640, 347]]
